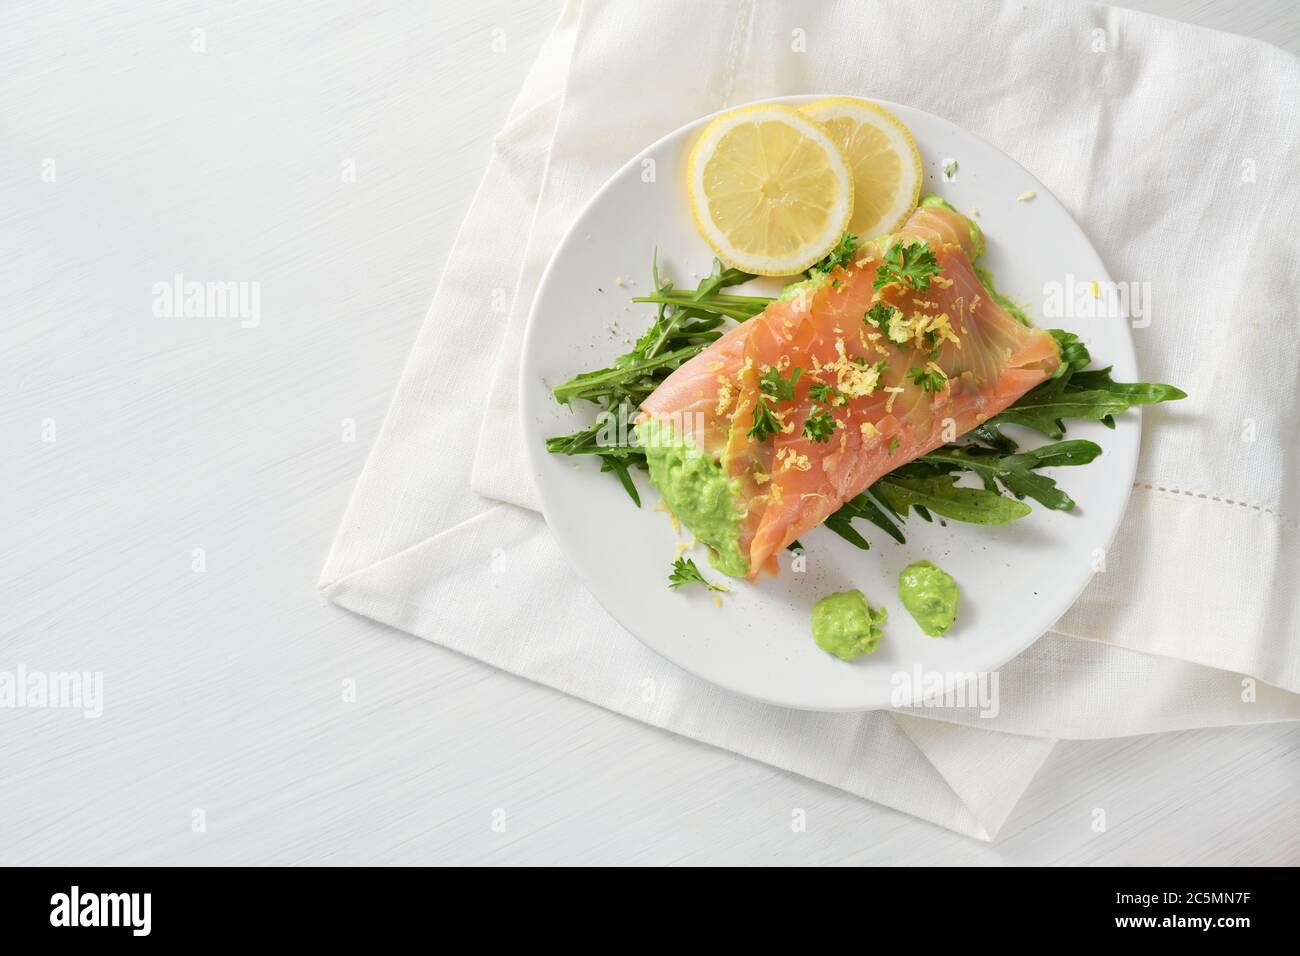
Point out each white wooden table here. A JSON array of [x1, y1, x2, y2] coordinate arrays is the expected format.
[[2, 0, 1296, 865]]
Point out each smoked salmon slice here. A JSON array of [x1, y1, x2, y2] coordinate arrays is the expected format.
[[638, 202, 1061, 579]]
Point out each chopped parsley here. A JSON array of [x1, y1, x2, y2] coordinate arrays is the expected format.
[[943, 160, 958, 179], [808, 382, 840, 404], [668, 557, 729, 593], [865, 301, 898, 332], [907, 366, 948, 393], [803, 407, 836, 443], [760, 365, 802, 401], [922, 329, 943, 360], [749, 366, 803, 442], [887, 437, 901, 455], [748, 397, 782, 442], [873, 240, 941, 293], [808, 232, 858, 279]]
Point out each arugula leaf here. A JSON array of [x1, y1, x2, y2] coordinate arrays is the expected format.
[[545, 416, 642, 459], [915, 440, 1102, 511], [631, 256, 766, 324], [694, 257, 757, 300], [630, 292, 769, 322], [668, 557, 728, 592], [1069, 366, 1188, 405], [552, 344, 709, 406], [544, 402, 648, 506], [598, 453, 642, 507], [983, 330, 1185, 439], [989, 386, 1134, 439], [968, 421, 1018, 453], [873, 240, 941, 292], [822, 491, 906, 550], [1049, 329, 1093, 376], [871, 475, 1032, 525]]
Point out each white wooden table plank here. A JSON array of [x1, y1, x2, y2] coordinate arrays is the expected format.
[[1, 0, 1296, 866]]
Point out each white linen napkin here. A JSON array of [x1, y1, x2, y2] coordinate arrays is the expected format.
[[322, 0, 1300, 839]]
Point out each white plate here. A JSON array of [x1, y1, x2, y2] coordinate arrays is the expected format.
[[519, 96, 1138, 712]]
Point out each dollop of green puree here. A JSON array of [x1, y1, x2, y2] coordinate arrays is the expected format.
[[811, 590, 887, 661], [898, 561, 959, 637], [639, 418, 748, 577]]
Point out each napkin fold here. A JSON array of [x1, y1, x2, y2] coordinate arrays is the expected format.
[[323, 0, 1300, 839]]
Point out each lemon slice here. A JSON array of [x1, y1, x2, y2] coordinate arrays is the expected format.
[[800, 97, 922, 240], [687, 103, 853, 276]]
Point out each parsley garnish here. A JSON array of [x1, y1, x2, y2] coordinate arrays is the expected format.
[[668, 557, 729, 593], [873, 240, 941, 292], [748, 398, 782, 442], [865, 301, 898, 331], [749, 366, 802, 442], [808, 233, 858, 278], [808, 383, 839, 404], [943, 160, 958, 179], [887, 437, 901, 455], [759, 365, 802, 401], [907, 366, 948, 393], [803, 407, 836, 443], [923, 329, 943, 361]]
